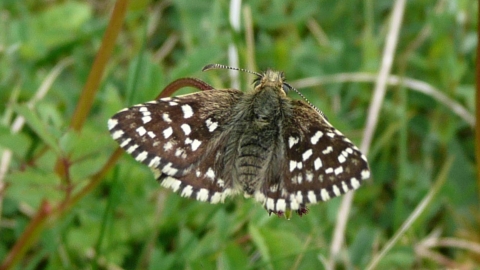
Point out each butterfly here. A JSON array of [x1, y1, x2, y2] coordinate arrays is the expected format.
[[108, 64, 370, 218]]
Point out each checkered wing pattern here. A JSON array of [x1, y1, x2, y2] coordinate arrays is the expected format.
[[255, 100, 370, 214], [108, 89, 244, 203]]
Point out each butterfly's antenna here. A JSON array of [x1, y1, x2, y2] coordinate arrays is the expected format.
[[284, 82, 325, 117], [202, 64, 262, 77]]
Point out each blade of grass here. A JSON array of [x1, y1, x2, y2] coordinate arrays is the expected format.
[[328, 0, 407, 268], [475, 0, 480, 204]]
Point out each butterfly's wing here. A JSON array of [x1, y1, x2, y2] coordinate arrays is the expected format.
[[108, 89, 244, 203], [257, 100, 370, 214]]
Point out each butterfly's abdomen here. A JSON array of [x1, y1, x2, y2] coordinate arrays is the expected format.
[[226, 87, 286, 195], [235, 131, 272, 194]]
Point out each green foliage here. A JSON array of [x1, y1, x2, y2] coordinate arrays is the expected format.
[[0, 0, 477, 269]]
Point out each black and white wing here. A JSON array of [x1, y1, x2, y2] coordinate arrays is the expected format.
[[108, 89, 244, 203], [257, 100, 370, 214]]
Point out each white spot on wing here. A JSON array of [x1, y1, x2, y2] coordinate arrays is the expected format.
[[314, 157, 323, 170], [149, 156, 161, 167], [174, 148, 185, 157], [325, 167, 333, 174], [164, 141, 173, 151], [334, 166, 344, 175], [181, 104, 193, 118], [311, 131, 323, 144], [107, 119, 118, 130], [162, 162, 178, 175], [135, 151, 148, 162], [361, 170, 370, 179], [181, 124, 192, 135], [276, 199, 286, 212], [288, 137, 299, 148], [206, 167, 215, 180], [147, 131, 156, 138], [163, 113, 172, 123], [332, 185, 341, 196], [197, 188, 209, 201], [306, 171, 313, 182], [254, 192, 266, 203], [163, 127, 173, 138], [351, 177, 361, 189], [320, 189, 330, 201], [191, 139, 202, 151], [120, 138, 131, 147], [181, 185, 193, 197], [161, 176, 181, 192], [290, 199, 299, 210], [322, 146, 333, 154], [126, 144, 138, 154], [295, 191, 303, 203], [302, 149, 313, 161], [308, 191, 317, 203], [142, 116, 152, 123], [112, 130, 124, 140], [289, 161, 297, 172], [206, 118, 218, 132], [210, 192, 222, 203], [136, 126, 147, 136], [266, 198, 275, 211]]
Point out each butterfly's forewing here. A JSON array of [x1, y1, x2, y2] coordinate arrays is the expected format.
[[258, 100, 370, 213], [108, 90, 243, 189]]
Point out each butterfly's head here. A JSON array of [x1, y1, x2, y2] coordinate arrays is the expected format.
[[202, 64, 293, 95], [254, 70, 292, 96]]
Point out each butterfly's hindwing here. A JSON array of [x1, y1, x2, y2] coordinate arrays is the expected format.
[[256, 100, 370, 213]]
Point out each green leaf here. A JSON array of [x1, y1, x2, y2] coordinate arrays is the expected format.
[[6, 169, 62, 208], [0, 124, 31, 158], [13, 104, 61, 154], [18, 2, 92, 60]]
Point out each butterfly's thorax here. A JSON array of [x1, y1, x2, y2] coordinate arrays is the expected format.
[[220, 80, 292, 195]]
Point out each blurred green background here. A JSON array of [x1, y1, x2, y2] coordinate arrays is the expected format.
[[0, 0, 478, 269]]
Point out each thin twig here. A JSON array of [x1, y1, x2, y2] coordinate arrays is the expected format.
[[328, 0, 407, 269], [306, 18, 330, 47], [153, 33, 179, 63]]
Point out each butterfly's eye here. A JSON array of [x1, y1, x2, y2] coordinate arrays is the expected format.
[[282, 83, 292, 93], [253, 76, 262, 87]]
